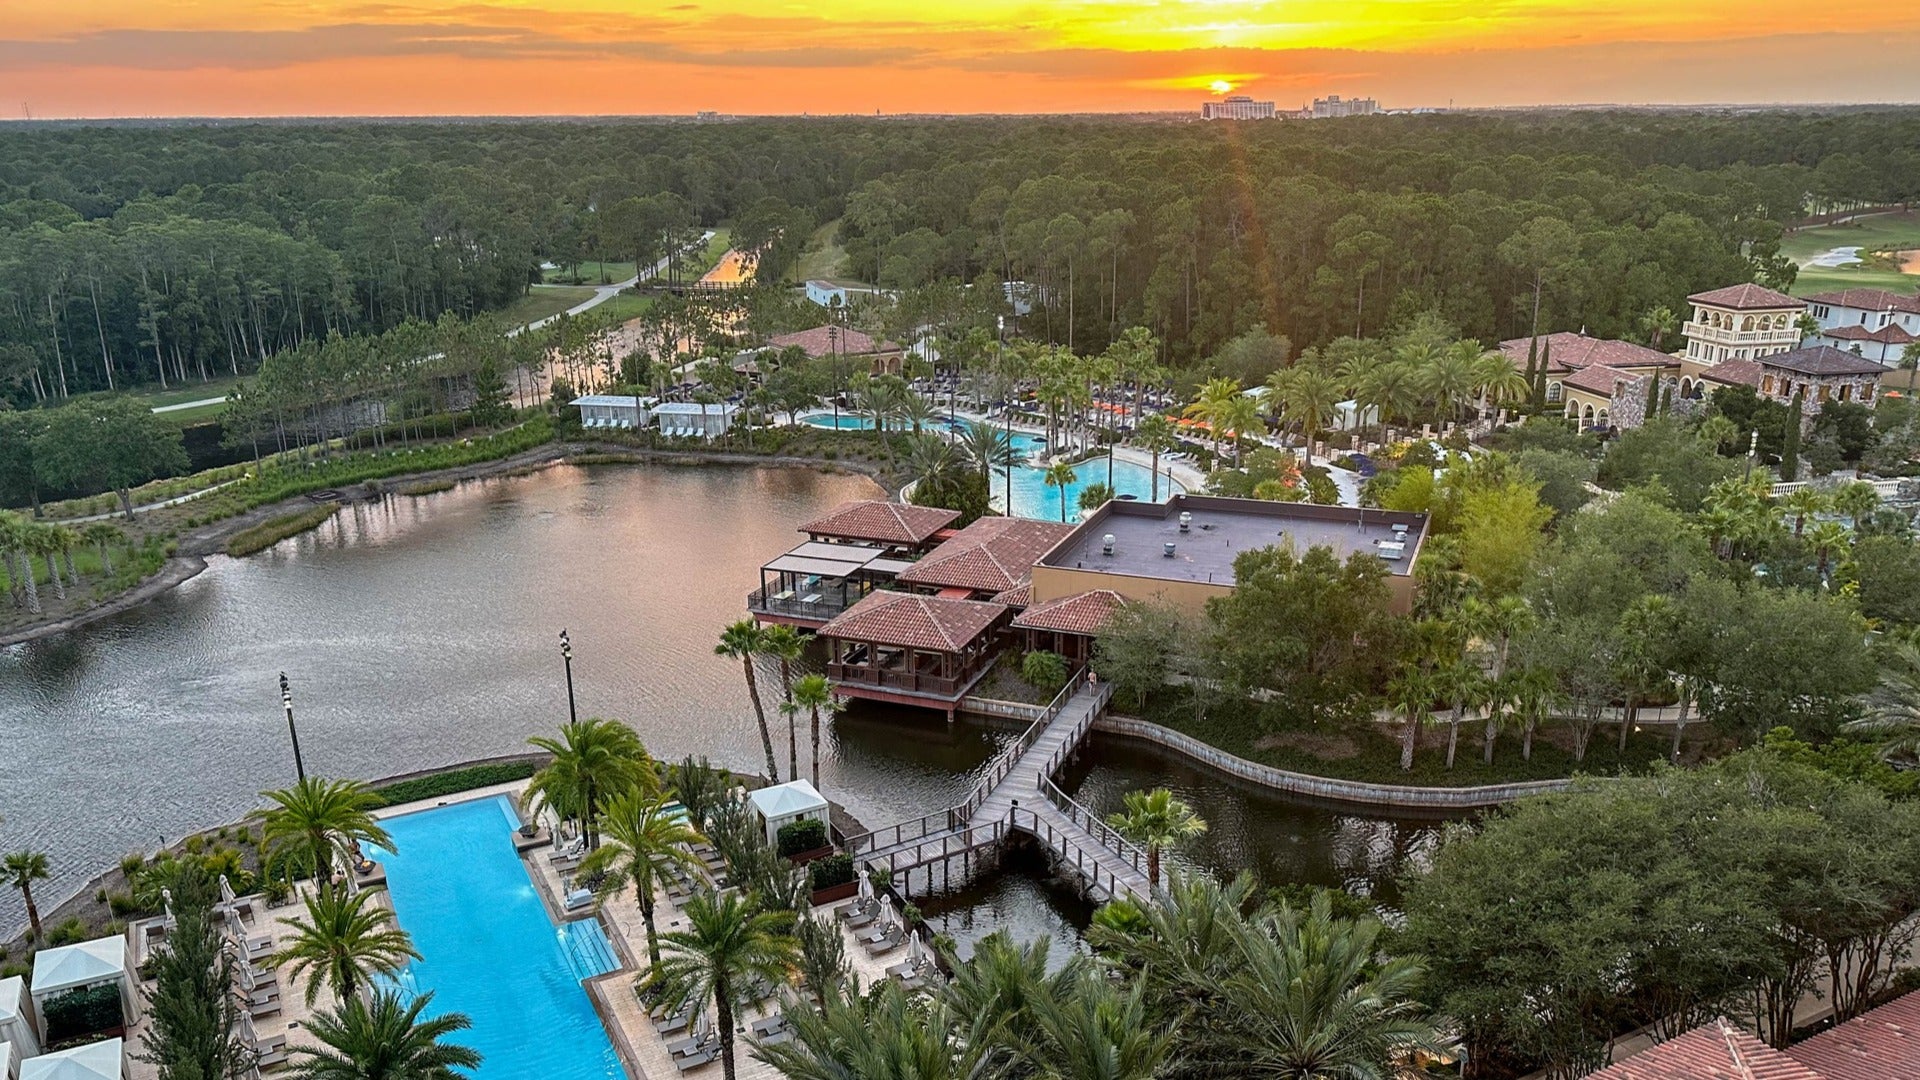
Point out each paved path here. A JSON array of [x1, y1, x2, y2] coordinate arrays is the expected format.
[[151, 396, 228, 414], [53, 477, 246, 524]]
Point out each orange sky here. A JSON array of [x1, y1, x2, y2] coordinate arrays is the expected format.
[[2, 1, 1917, 117]]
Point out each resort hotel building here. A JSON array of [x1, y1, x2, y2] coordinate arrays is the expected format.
[[747, 496, 1429, 718]]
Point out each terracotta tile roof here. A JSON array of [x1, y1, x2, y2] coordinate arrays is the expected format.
[[766, 326, 900, 358], [1498, 332, 1675, 374], [1762, 345, 1888, 377], [817, 590, 1007, 651], [800, 501, 959, 545], [1699, 359, 1765, 387], [1562, 364, 1645, 397], [1590, 1021, 1824, 1080], [988, 582, 1032, 607], [1805, 288, 1920, 315], [1689, 283, 1804, 310], [1824, 323, 1917, 345], [1786, 991, 1920, 1080], [898, 517, 1077, 594], [1011, 590, 1126, 635]]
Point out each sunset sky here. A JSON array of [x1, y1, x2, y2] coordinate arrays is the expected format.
[[3, 1, 1917, 118]]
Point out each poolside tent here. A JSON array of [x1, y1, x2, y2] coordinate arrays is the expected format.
[[747, 780, 829, 846], [651, 401, 737, 439], [29, 938, 136, 1032], [0, 978, 36, 1058], [571, 394, 655, 429], [1, 1041, 16, 1080], [19, 1039, 125, 1080]]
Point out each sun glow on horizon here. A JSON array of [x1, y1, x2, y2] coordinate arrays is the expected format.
[[1208, 78, 1236, 94]]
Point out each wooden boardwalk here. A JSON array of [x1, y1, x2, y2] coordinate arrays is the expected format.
[[848, 674, 1151, 904]]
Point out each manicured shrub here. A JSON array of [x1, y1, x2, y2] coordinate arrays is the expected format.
[[42, 982, 122, 1044], [1021, 650, 1068, 693], [808, 853, 855, 892], [370, 761, 539, 807], [776, 817, 829, 858]]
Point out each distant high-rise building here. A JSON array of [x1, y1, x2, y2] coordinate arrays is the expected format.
[[1310, 95, 1379, 118], [1201, 95, 1277, 121]]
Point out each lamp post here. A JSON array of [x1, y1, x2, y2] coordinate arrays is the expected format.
[[999, 316, 1013, 514], [1744, 429, 1759, 479], [279, 672, 306, 782], [560, 629, 578, 724]]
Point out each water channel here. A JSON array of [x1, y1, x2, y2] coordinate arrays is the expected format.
[[0, 463, 1444, 944]]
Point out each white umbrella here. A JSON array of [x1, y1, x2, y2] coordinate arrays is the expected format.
[[880, 895, 897, 929], [162, 887, 177, 929], [219, 874, 236, 907], [238, 959, 258, 992], [857, 874, 872, 905], [224, 907, 246, 943], [238, 1011, 259, 1049], [908, 931, 925, 967]]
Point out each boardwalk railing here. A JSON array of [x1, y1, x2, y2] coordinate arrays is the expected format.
[[1007, 807, 1141, 903], [841, 807, 957, 859], [953, 668, 1090, 821], [859, 820, 1008, 879]]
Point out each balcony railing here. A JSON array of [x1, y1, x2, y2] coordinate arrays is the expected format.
[[747, 586, 860, 622], [827, 658, 988, 699]]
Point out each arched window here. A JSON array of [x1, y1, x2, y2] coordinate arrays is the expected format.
[[1546, 381, 1563, 403], [1742, 316, 1755, 332], [1762, 375, 1775, 395]]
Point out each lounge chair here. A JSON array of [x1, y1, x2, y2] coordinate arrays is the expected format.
[[549, 836, 585, 864], [886, 959, 916, 979], [673, 1045, 720, 1072], [564, 888, 595, 911], [834, 897, 873, 920], [750, 1014, 787, 1038], [245, 937, 275, 960], [757, 1029, 795, 1047], [250, 999, 281, 1020], [844, 906, 879, 930], [864, 925, 905, 956], [666, 1022, 712, 1057], [654, 1009, 692, 1035]]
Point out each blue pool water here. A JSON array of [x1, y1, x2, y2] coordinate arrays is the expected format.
[[801, 415, 1183, 519], [372, 796, 623, 1080]]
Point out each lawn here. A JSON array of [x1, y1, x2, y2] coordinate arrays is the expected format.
[[126, 374, 245, 410], [592, 292, 654, 323], [1792, 264, 1917, 298], [796, 218, 849, 282], [542, 260, 637, 285], [497, 286, 598, 328]]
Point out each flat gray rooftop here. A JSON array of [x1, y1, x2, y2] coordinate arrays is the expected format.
[[1045, 495, 1425, 584]]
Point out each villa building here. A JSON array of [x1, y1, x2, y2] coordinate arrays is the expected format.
[[1679, 283, 1804, 368], [1683, 345, 1884, 420], [1496, 332, 1678, 432], [816, 591, 1014, 718], [1201, 96, 1277, 120], [1590, 989, 1920, 1078], [1804, 287, 1920, 365], [747, 501, 956, 628], [764, 325, 905, 375]]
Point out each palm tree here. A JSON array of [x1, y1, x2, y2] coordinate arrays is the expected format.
[[791, 673, 843, 789], [291, 989, 480, 1080], [1184, 376, 1241, 463], [955, 421, 1023, 486], [757, 624, 807, 780], [1078, 481, 1115, 515], [1210, 893, 1453, 1078], [1353, 360, 1419, 441], [82, 523, 123, 576], [642, 891, 800, 1080], [1030, 977, 1172, 1080], [1434, 661, 1485, 770], [1266, 367, 1343, 455], [1845, 640, 1920, 764], [578, 789, 706, 966], [1386, 670, 1432, 772], [524, 718, 657, 850], [1808, 519, 1850, 580], [1216, 392, 1265, 467], [1639, 305, 1680, 351], [1043, 460, 1079, 523], [1107, 788, 1206, 889], [1420, 341, 1485, 430], [272, 888, 420, 1005], [257, 777, 394, 889], [0, 514, 37, 613], [1782, 486, 1827, 537], [1135, 413, 1178, 501], [1473, 348, 1531, 421], [1832, 481, 1880, 531], [754, 981, 992, 1080], [1902, 340, 1920, 397], [716, 620, 780, 782], [1508, 666, 1559, 762], [3, 850, 49, 940], [896, 390, 939, 435], [27, 523, 62, 600]]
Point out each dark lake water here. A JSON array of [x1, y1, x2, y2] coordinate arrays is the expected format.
[[0, 463, 1443, 940]]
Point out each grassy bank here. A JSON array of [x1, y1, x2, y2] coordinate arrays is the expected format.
[[1127, 686, 1712, 788], [225, 504, 340, 557], [498, 286, 596, 328]]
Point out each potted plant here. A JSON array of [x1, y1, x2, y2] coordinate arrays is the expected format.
[[807, 854, 858, 906]]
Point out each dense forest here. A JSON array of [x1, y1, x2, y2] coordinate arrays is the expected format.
[[3, 109, 1919, 405]]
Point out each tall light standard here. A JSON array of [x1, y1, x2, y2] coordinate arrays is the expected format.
[[279, 673, 306, 782], [1744, 429, 1759, 479], [559, 629, 578, 724], [999, 315, 1015, 516]]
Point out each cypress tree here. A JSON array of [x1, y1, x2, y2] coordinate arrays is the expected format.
[[1523, 335, 1540, 410], [1782, 389, 1804, 479], [1533, 337, 1552, 409]]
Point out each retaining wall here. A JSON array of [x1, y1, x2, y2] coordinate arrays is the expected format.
[[1094, 715, 1575, 809]]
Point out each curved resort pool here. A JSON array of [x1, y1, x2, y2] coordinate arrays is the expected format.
[[373, 796, 623, 1080], [800, 414, 1184, 519]]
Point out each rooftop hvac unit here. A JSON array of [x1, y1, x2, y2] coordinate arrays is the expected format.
[[1178, 512, 1192, 533], [1378, 540, 1407, 561], [1102, 534, 1116, 556], [1163, 542, 1177, 558]]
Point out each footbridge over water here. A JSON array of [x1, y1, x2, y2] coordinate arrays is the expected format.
[[842, 671, 1152, 904]]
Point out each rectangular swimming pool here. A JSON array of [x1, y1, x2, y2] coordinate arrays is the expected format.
[[372, 795, 624, 1079]]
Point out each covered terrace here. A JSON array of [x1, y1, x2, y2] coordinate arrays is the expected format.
[[747, 541, 917, 629], [819, 591, 1012, 718]]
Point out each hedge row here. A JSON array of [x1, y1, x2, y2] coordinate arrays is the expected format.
[[370, 761, 539, 808]]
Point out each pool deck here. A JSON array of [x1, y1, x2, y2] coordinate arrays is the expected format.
[[381, 783, 914, 1080]]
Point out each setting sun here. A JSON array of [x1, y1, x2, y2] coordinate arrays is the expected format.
[[1209, 79, 1236, 95]]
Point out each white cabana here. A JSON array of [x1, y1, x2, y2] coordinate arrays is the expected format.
[[0, 978, 36, 1058], [746, 779, 829, 846], [1, 1041, 17, 1080], [19, 1038, 125, 1080], [30, 937, 136, 1032], [651, 401, 738, 439], [571, 394, 655, 430]]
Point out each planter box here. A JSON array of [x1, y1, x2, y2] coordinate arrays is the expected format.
[[785, 845, 834, 866], [809, 880, 858, 907]]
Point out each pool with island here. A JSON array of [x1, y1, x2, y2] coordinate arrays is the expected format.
[[371, 795, 624, 1080]]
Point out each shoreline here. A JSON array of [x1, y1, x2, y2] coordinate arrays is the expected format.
[[0, 439, 895, 649]]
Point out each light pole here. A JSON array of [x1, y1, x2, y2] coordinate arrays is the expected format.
[[1744, 429, 1759, 479], [999, 316, 1013, 515], [560, 622, 572, 722], [280, 673, 306, 782]]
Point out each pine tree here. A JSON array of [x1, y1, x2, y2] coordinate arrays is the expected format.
[[139, 874, 248, 1080], [1782, 389, 1804, 479]]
